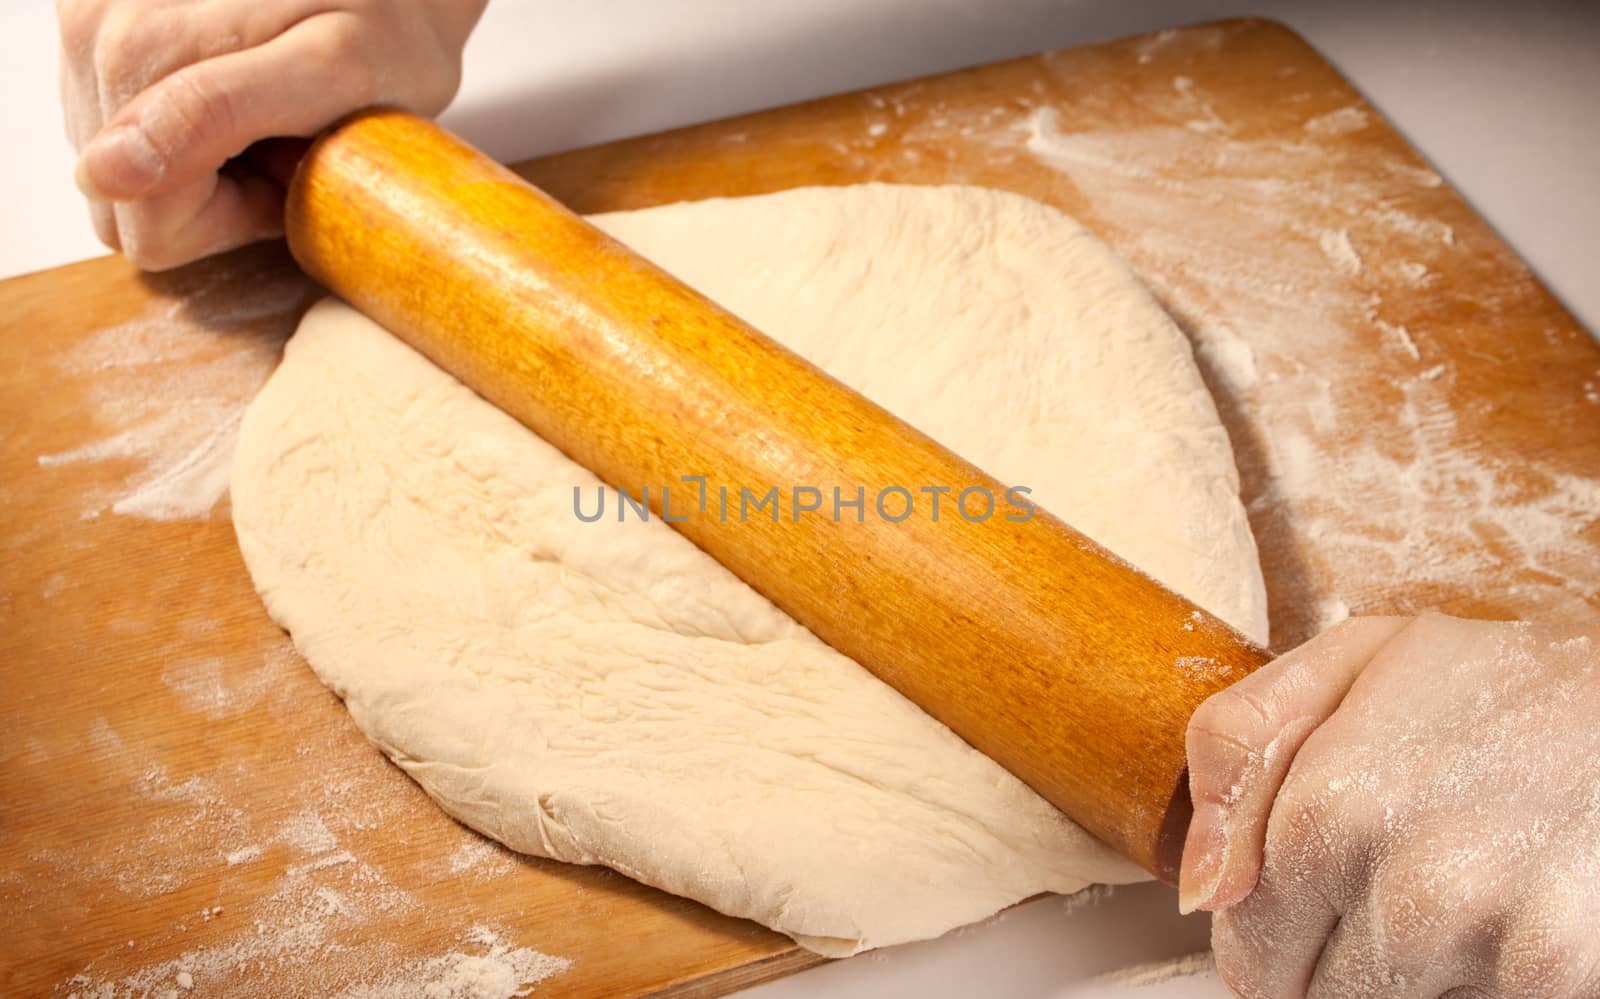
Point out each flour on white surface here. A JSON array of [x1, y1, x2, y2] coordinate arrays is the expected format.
[[232, 184, 1269, 955], [1058, 882, 1118, 915], [1097, 950, 1216, 987]]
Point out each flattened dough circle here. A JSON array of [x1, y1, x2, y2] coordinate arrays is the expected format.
[[232, 184, 1267, 955]]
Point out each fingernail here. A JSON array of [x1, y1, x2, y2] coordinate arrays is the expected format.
[[77, 124, 164, 200], [1178, 801, 1229, 914]]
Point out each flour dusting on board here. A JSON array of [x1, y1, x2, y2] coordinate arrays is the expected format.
[[330, 926, 571, 999], [63, 923, 568, 999], [445, 838, 520, 880], [160, 653, 279, 720], [41, 642, 572, 998], [36, 261, 312, 521], [1304, 106, 1369, 137], [1012, 85, 1599, 644]]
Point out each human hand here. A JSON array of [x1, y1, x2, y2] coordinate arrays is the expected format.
[[58, 0, 488, 270], [1182, 613, 1600, 996]]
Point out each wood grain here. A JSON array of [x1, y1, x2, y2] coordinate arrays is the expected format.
[[3, 17, 1597, 998]]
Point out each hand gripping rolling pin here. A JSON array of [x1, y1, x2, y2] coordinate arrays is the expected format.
[[282, 108, 1272, 883]]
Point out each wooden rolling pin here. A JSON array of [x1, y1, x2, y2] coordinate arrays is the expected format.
[[283, 108, 1272, 883]]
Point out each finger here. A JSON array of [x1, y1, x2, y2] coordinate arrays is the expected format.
[[113, 166, 284, 271], [1213, 885, 1341, 999], [89, 199, 120, 252], [87, 0, 327, 111], [1180, 616, 1411, 914], [1308, 888, 1471, 999], [77, 14, 377, 201], [61, 25, 117, 249], [1485, 882, 1600, 998], [60, 24, 101, 149]]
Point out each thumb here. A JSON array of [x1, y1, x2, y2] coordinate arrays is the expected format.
[[75, 19, 378, 202], [1179, 616, 1411, 914]]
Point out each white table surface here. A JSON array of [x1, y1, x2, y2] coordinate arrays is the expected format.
[[4, 2, 1596, 996]]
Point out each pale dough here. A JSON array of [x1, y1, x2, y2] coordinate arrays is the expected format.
[[232, 184, 1268, 955]]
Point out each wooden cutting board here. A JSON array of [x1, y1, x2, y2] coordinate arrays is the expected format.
[[3, 17, 1597, 998]]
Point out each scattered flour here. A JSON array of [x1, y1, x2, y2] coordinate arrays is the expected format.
[[35, 261, 312, 521], [1174, 656, 1234, 684], [1012, 81, 1597, 645], [1369, 207, 1454, 245], [278, 812, 339, 855], [1304, 106, 1369, 137], [1059, 882, 1118, 915], [1190, 323, 1258, 392], [47, 644, 571, 998], [445, 838, 519, 880], [1316, 597, 1352, 631], [64, 922, 568, 999], [332, 926, 572, 999], [1315, 227, 1362, 277], [161, 654, 278, 720], [1376, 320, 1422, 361], [1096, 950, 1216, 986], [1395, 260, 1433, 287]]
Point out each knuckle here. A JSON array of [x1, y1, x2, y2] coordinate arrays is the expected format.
[[1498, 900, 1594, 997], [1273, 774, 1330, 834], [300, 13, 380, 107], [57, 1, 94, 52], [1369, 854, 1488, 970], [1203, 683, 1276, 734], [57, 0, 113, 54], [1372, 881, 1445, 967], [1262, 781, 1363, 889], [307, 13, 371, 69], [414, 58, 462, 115], [89, 6, 145, 97], [1189, 686, 1277, 763], [161, 66, 238, 151]]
